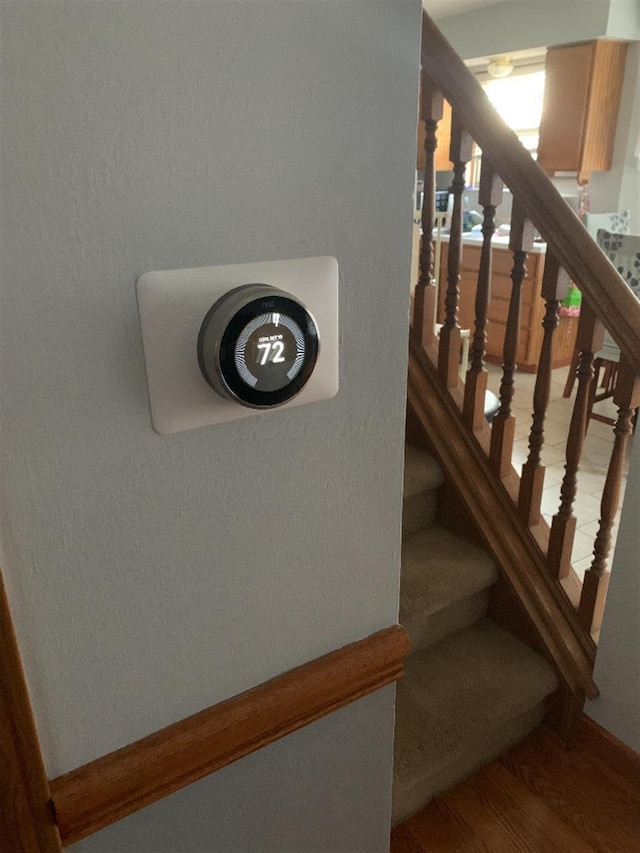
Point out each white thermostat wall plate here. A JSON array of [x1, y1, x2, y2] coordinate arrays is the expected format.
[[136, 256, 339, 435]]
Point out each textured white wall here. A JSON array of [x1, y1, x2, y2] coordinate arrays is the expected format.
[[588, 438, 640, 752], [1, 2, 421, 849], [606, 0, 640, 39], [435, 0, 611, 60]]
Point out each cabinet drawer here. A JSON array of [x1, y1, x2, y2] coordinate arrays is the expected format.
[[491, 248, 541, 280], [453, 242, 541, 281], [488, 296, 537, 327], [486, 322, 532, 368], [490, 274, 536, 307], [459, 244, 482, 273], [437, 240, 552, 371]]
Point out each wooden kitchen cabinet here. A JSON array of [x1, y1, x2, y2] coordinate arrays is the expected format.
[[417, 97, 452, 172], [437, 241, 578, 372], [537, 39, 628, 184]]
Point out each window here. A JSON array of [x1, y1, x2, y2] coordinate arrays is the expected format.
[[483, 70, 546, 142], [469, 70, 546, 186]]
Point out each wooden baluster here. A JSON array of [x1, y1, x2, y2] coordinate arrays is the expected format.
[[412, 81, 443, 349], [438, 113, 473, 388], [463, 160, 503, 431], [489, 199, 535, 477], [578, 356, 640, 632], [518, 254, 570, 525], [548, 301, 605, 579]]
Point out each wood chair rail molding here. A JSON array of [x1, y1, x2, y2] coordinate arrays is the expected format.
[[1, 561, 408, 851], [420, 13, 640, 373], [48, 625, 409, 847]]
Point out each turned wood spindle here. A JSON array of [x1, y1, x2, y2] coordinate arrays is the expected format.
[[548, 301, 605, 579], [463, 160, 503, 431], [489, 199, 535, 477], [578, 357, 640, 632], [413, 81, 444, 349], [518, 253, 570, 526], [438, 113, 473, 389]]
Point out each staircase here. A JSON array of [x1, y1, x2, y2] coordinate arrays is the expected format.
[[401, 7, 640, 754], [391, 7, 640, 829], [393, 444, 557, 824]]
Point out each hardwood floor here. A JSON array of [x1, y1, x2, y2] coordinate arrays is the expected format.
[[391, 720, 640, 852]]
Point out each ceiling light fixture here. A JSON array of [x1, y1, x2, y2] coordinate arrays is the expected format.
[[487, 56, 514, 79]]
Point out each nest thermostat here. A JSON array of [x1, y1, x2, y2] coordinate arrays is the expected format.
[[198, 285, 319, 409], [137, 256, 339, 434]]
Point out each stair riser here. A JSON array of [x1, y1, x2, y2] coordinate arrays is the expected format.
[[397, 446, 558, 827], [402, 491, 438, 535], [403, 590, 490, 655], [392, 702, 546, 825]]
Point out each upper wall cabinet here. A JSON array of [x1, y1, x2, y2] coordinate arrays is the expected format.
[[537, 39, 628, 185]]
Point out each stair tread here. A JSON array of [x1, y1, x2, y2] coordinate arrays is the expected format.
[[403, 445, 444, 500], [400, 527, 498, 625], [394, 619, 558, 788]]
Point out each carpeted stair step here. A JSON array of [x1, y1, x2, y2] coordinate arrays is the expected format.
[[401, 526, 498, 652], [403, 445, 444, 535], [392, 618, 558, 825]]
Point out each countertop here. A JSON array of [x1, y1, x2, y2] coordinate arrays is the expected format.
[[434, 231, 547, 254]]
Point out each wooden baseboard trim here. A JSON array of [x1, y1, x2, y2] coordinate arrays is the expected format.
[[579, 715, 640, 779], [50, 625, 409, 846], [0, 572, 63, 852]]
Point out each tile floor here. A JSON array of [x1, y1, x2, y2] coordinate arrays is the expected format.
[[484, 362, 634, 581]]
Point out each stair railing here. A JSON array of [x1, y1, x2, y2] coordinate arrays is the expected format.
[[413, 13, 640, 639]]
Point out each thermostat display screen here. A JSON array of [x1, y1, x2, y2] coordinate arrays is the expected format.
[[236, 312, 305, 392], [198, 285, 319, 408]]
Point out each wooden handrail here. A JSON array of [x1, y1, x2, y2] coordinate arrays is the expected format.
[[421, 14, 640, 373]]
